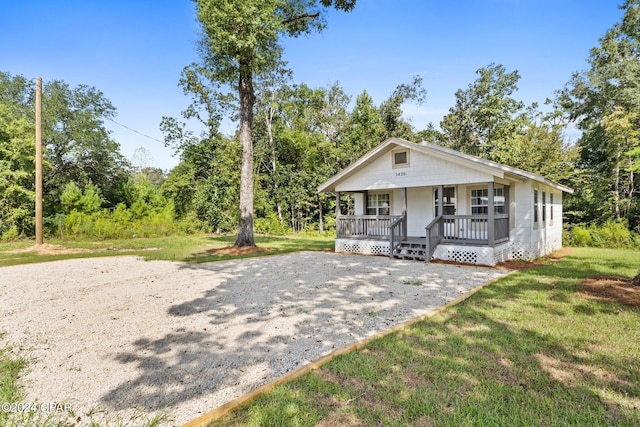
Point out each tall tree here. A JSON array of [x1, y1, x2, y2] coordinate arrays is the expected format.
[[41, 80, 130, 213], [0, 72, 35, 238], [560, 0, 640, 227], [342, 77, 426, 167], [193, 0, 356, 247], [253, 65, 293, 222], [378, 75, 427, 141], [439, 63, 528, 163], [0, 72, 131, 237], [342, 90, 384, 165]]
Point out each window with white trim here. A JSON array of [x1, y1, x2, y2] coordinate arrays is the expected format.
[[470, 187, 505, 215], [542, 191, 547, 223], [550, 193, 554, 224], [366, 193, 390, 215]]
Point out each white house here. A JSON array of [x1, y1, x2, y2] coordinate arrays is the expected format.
[[318, 137, 574, 266]]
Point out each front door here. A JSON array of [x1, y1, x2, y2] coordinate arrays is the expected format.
[[435, 187, 456, 237], [435, 186, 456, 216]]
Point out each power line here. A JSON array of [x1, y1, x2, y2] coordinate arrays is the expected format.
[[106, 117, 215, 163], [106, 117, 165, 144]]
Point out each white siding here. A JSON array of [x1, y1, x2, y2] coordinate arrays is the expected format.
[[335, 149, 495, 192], [511, 180, 534, 258], [509, 181, 564, 259], [535, 184, 564, 256], [392, 188, 403, 214], [353, 193, 364, 215], [551, 191, 564, 251], [457, 184, 468, 215], [406, 187, 431, 236]]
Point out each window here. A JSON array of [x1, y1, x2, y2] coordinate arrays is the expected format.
[[494, 187, 506, 214], [471, 189, 489, 214], [435, 187, 456, 216], [470, 187, 505, 215], [550, 193, 554, 223], [367, 193, 390, 215], [392, 150, 409, 168], [534, 190, 539, 224], [542, 191, 547, 223]]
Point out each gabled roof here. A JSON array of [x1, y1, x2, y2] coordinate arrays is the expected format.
[[317, 137, 574, 193]]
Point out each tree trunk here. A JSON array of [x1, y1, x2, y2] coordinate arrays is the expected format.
[[632, 272, 640, 287], [627, 138, 635, 223], [234, 66, 256, 247], [614, 142, 621, 220]]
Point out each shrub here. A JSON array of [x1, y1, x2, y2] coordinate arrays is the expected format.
[[1, 226, 19, 242], [255, 213, 289, 235], [568, 220, 639, 249], [571, 225, 592, 247], [177, 211, 209, 234]]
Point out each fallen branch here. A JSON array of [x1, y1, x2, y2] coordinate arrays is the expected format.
[[344, 392, 366, 406]]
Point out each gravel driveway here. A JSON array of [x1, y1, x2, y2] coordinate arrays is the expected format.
[[0, 252, 509, 426]]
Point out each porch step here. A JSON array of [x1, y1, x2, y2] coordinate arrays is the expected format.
[[392, 240, 428, 261]]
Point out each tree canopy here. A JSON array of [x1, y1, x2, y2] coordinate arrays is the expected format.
[[560, 0, 640, 227], [1, 1, 639, 243], [0, 72, 131, 239], [193, 0, 356, 247]]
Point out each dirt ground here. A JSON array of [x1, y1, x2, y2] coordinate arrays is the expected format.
[[204, 245, 275, 256], [495, 247, 640, 308], [5, 243, 93, 255], [578, 276, 640, 307]]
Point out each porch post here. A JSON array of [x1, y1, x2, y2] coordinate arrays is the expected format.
[[505, 184, 511, 230], [335, 192, 341, 237], [402, 187, 407, 237], [437, 185, 444, 217], [401, 187, 407, 214], [487, 182, 495, 246], [363, 191, 368, 215]]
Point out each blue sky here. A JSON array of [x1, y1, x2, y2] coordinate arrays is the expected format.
[[0, 1, 624, 170]]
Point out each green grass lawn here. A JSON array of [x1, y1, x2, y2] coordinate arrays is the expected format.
[[211, 247, 640, 427], [0, 234, 335, 267], [0, 335, 25, 427]]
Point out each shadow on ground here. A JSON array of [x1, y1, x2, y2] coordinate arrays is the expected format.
[[98, 252, 506, 422]]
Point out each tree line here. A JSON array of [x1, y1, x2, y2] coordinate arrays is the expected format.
[[0, 0, 638, 242]]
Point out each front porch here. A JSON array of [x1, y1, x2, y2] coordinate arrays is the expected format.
[[335, 212, 510, 265]]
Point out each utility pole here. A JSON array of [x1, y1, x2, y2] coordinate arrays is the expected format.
[[35, 77, 43, 245]]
